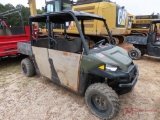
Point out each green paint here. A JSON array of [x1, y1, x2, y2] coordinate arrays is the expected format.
[[81, 46, 132, 73]]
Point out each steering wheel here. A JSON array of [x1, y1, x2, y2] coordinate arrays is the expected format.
[[92, 39, 106, 48], [64, 33, 70, 39]]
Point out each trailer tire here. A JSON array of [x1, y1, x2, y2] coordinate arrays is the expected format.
[[85, 83, 120, 120], [21, 58, 35, 77], [128, 48, 141, 60]]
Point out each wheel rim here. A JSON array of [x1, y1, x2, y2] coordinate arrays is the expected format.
[[22, 64, 27, 74], [130, 51, 138, 59], [91, 94, 108, 112]]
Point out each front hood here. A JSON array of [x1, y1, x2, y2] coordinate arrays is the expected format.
[[91, 46, 132, 72]]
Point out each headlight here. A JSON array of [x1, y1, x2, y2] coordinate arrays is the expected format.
[[99, 65, 105, 70], [106, 65, 118, 71]]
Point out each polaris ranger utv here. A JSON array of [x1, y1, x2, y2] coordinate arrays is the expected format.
[[126, 20, 160, 60], [18, 11, 139, 120]]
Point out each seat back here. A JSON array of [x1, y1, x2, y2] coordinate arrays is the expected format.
[[36, 37, 82, 53], [151, 32, 157, 43], [36, 38, 48, 48], [56, 37, 82, 53]]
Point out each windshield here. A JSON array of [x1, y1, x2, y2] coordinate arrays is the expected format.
[[46, 3, 54, 12], [46, 0, 72, 12], [61, 0, 72, 10], [46, 1, 60, 12], [55, 1, 60, 12]]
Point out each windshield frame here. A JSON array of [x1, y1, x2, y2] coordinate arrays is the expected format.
[[78, 18, 115, 54]]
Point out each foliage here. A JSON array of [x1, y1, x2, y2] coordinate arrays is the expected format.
[[0, 3, 44, 27]]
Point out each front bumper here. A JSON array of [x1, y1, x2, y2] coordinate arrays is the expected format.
[[89, 65, 139, 94], [119, 65, 139, 88]]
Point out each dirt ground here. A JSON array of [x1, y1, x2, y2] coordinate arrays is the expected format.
[[0, 49, 160, 120]]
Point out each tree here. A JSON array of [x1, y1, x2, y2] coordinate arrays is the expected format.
[[0, 3, 44, 27]]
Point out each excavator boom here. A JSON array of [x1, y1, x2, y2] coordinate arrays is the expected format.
[[28, 0, 37, 16]]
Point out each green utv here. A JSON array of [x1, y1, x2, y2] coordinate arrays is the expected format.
[[18, 11, 139, 119], [127, 20, 160, 60]]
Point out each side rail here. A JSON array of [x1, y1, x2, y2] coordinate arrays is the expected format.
[[126, 36, 148, 45], [17, 42, 32, 56]]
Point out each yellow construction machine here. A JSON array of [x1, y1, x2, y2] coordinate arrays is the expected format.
[[29, 0, 160, 44], [131, 14, 160, 36], [44, 0, 132, 44], [71, 0, 132, 43], [28, 0, 41, 33], [28, 0, 48, 36], [28, 0, 37, 16]]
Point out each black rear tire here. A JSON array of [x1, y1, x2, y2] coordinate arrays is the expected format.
[[85, 83, 120, 120], [21, 58, 35, 77], [139, 48, 145, 56], [128, 48, 141, 60]]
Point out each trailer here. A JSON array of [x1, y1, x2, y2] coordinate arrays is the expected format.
[[0, 7, 33, 59]]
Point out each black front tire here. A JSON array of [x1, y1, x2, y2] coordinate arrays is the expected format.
[[85, 83, 120, 120], [21, 58, 35, 77], [128, 48, 141, 60]]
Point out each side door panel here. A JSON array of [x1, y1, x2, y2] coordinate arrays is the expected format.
[[48, 49, 81, 92], [32, 46, 51, 79]]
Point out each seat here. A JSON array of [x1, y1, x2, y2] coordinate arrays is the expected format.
[[36, 37, 82, 53], [36, 38, 48, 48], [55, 37, 82, 53]]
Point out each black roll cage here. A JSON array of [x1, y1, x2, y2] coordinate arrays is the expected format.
[[143, 20, 160, 44], [149, 20, 160, 33], [29, 11, 114, 55]]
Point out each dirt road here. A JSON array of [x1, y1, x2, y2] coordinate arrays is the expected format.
[[0, 55, 160, 120]]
